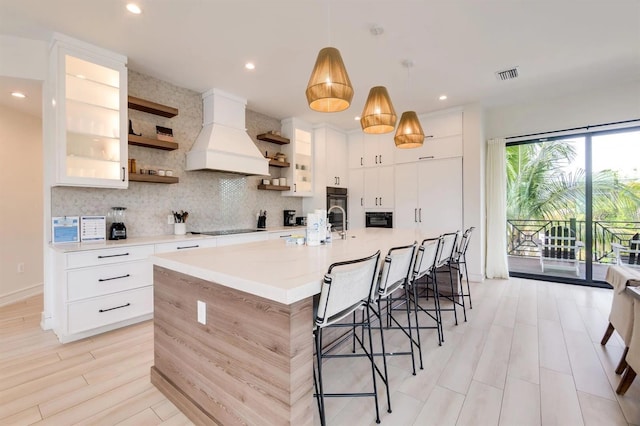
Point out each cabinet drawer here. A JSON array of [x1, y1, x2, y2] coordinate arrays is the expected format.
[[66, 244, 154, 269], [394, 135, 462, 164], [216, 232, 269, 247], [67, 286, 153, 334], [154, 238, 217, 254], [67, 260, 152, 301]]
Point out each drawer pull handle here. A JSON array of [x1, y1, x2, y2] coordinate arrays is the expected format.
[[418, 156, 435, 160], [98, 274, 131, 282], [98, 253, 130, 259], [177, 245, 200, 249], [279, 234, 292, 238], [99, 303, 131, 313]]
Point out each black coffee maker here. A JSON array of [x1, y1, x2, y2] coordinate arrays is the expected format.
[[283, 210, 296, 226]]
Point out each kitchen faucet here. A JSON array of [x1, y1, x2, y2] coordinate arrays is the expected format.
[[327, 205, 347, 239]]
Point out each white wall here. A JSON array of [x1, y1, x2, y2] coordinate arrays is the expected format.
[[462, 104, 485, 282], [485, 80, 640, 139], [0, 105, 44, 305]]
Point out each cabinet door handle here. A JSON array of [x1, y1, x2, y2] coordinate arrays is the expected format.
[[379, 154, 382, 164], [415, 208, 418, 223], [360, 197, 363, 206], [294, 183, 297, 192], [98, 274, 130, 282], [98, 252, 129, 259], [122, 167, 126, 182], [419, 208, 422, 222], [419, 156, 435, 160], [380, 197, 382, 206], [99, 303, 131, 313], [177, 245, 200, 250], [337, 176, 340, 185], [360, 157, 363, 166]]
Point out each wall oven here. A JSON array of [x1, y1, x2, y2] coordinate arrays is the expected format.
[[365, 212, 393, 228], [326, 187, 348, 231]]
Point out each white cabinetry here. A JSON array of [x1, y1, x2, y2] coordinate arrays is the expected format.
[[268, 230, 299, 240], [348, 169, 365, 229], [348, 131, 364, 168], [216, 232, 269, 247], [281, 118, 314, 197], [394, 157, 463, 236], [47, 34, 128, 188], [321, 126, 348, 188], [363, 134, 395, 167], [51, 244, 154, 342], [395, 110, 463, 164], [154, 238, 217, 253], [364, 166, 394, 209]]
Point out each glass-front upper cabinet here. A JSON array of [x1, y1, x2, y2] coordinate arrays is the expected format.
[[281, 118, 314, 197], [48, 34, 128, 188]]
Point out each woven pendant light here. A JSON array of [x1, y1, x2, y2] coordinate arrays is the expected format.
[[306, 47, 354, 112], [394, 111, 425, 148], [360, 86, 397, 134]]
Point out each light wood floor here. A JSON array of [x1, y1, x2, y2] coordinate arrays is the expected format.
[[1, 277, 639, 425]]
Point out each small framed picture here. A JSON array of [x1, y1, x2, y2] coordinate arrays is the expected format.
[[81, 216, 106, 242], [52, 216, 80, 244]]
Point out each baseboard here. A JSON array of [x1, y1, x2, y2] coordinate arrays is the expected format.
[[469, 273, 485, 283], [0, 283, 43, 307]]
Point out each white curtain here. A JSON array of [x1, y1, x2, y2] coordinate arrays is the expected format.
[[485, 138, 509, 279]]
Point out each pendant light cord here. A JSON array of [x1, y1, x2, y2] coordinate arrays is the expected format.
[[327, 0, 331, 45]]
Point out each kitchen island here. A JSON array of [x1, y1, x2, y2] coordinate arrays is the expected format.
[[150, 228, 425, 426]]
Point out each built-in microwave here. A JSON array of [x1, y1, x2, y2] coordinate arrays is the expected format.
[[365, 212, 393, 228]]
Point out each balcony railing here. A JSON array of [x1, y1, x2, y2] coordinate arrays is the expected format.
[[507, 219, 639, 264]]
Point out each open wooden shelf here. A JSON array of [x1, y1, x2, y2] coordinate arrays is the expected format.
[[257, 184, 291, 191], [268, 158, 290, 168], [128, 134, 178, 151], [129, 173, 179, 184], [128, 96, 178, 118], [257, 133, 290, 145]]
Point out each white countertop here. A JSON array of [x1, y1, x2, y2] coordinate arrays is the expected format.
[[48, 226, 303, 253], [151, 228, 428, 305]]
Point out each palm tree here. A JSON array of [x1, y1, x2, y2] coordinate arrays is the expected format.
[[506, 141, 640, 221]]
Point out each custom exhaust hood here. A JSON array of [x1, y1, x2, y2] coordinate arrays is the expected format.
[[186, 89, 269, 175]]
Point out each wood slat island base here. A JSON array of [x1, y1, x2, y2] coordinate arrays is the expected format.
[[151, 265, 314, 426]]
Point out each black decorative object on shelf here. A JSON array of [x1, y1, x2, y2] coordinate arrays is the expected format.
[[128, 119, 141, 136]]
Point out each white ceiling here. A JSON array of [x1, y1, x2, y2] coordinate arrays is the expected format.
[[1, 0, 639, 130]]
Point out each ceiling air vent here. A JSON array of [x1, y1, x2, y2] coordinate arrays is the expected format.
[[495, 67, 519, 81]]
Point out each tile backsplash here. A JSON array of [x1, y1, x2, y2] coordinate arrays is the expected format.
[[51, 70, 302, 236]]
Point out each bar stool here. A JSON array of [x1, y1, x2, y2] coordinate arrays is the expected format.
[[313, 250, 383, 425], [452, 227, 475, 309], [435, 232, 466, 324], [363, 242, 419, 413], [411, 236, 444, 345]]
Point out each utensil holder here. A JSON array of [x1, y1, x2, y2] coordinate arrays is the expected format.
[[174, 223, 186, 235]]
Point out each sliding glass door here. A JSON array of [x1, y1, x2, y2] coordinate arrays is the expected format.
[[506, 127, 639, 285], [591, 130, 640, 281]]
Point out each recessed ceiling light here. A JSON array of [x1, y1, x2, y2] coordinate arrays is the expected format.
[[126, 3, 141, 14], [11, 92, 26, 98], [245, 62, 255, 70], [439, 95, 447, 101]]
